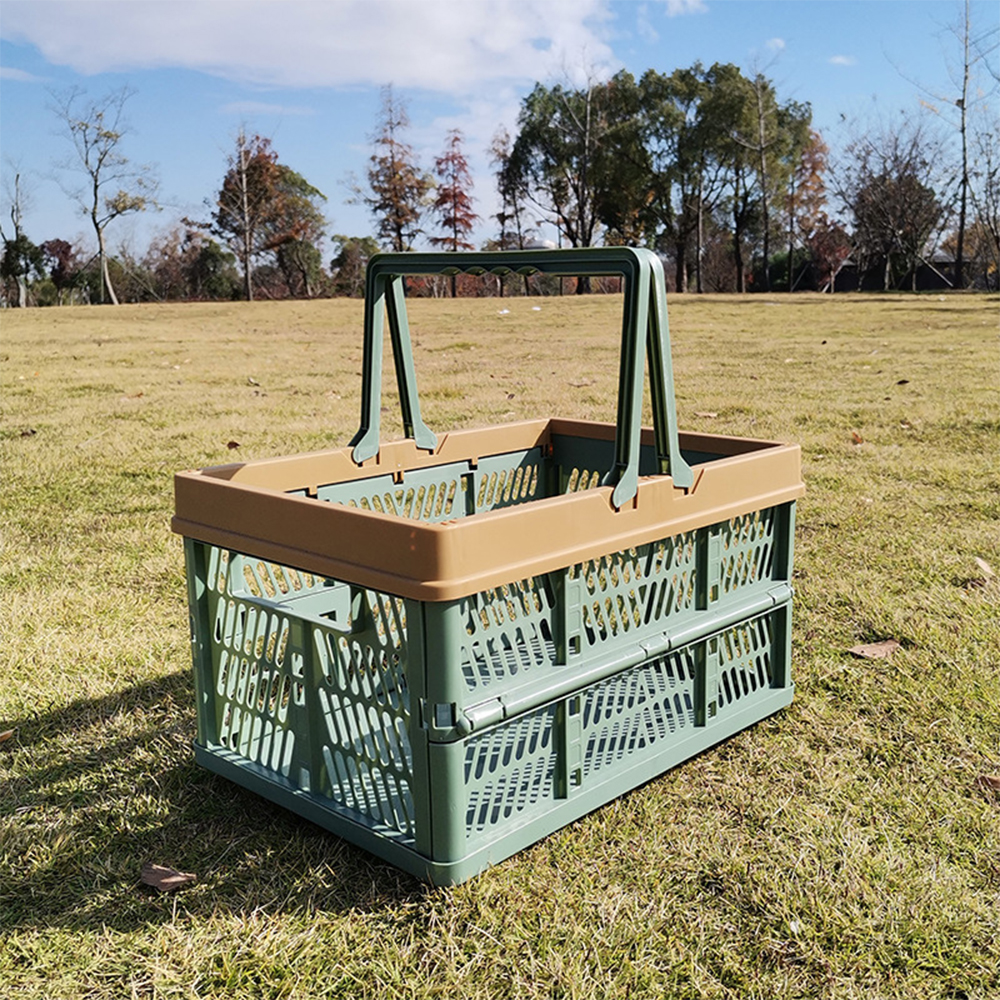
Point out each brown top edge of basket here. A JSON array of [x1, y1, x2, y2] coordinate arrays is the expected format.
[[173, 420, 804, 601], [180, 418, 781, 491]]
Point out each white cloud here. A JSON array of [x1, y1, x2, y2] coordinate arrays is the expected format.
[[0, 0, 618, 92], [829, 55, 857, 67], [220, 102, 316, 117], [0, 65, 48, 83], [636, 4, 660, 43], [766, 37, 786, 52], [663, 0, 708, 16]]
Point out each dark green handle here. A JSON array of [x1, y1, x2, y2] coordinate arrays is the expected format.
[[350, 248, 692, 507]]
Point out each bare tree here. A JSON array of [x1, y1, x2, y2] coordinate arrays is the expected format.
[[51, 86, 158, 304], [895, 0, 999, 286], [0, 169, 40, 307], [835, 116, 946, 291]]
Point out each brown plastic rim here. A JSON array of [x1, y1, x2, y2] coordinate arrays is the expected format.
[[172, 418, 804, 601]]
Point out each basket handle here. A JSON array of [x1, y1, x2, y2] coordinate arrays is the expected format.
[[349, 248, 692, 507]]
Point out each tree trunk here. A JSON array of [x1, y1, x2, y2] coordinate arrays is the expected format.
[[696, 180, 704, 294], [676, 239, 688, 293], [96, 226, 119, 305], [955, 0, 970, 289], [787, 176, 795, 292], [239, 144, 254, 302]]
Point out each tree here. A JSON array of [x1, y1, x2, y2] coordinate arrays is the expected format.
[[779, 129, 847, 291], [637, 65, 714, 292], [51, 86, 157, 304], [510, 73, 630, 290], [0, 172, 43, 307], [208, 130, 281, 301], [901, 0, 999, 287], [40, 239, 82, 304], [966, 114, 1000, 287], [430, 129, 477, 295], [267, 167, 327, 297], [142, 226, 239, 301], [1, 233, 44, 307], [489, 127, 535, 296], [366, 86, 432, 252], [330, 234, 380, 297], [205, 132, 325, 300], [639, 64, 756, 292], [837, 118, 945, 290]]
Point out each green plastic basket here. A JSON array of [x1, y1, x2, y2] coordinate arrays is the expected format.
[[174, 248, 804, 884]]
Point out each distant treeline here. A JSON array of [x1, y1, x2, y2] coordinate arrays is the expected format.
[[3, 55, 998, 306]]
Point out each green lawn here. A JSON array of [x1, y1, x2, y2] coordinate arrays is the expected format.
[[1, 292, 998, 999]]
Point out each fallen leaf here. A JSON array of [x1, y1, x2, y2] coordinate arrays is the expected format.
[[20, 428, 36, 437], [247, 376, 260, 386], [0, 729, 14, 743], [975, 557, 995, 579], [851, 430, 864, 445], [848, 639, 900, 659], [900, 419, 913, 429], [976, 775, 1000, 792], [227, 440, 240, 450], [506, 393, 515, 400], [896, 379, 910, 385], [141, 863, 196, 892], [694, 411, 718, 419]]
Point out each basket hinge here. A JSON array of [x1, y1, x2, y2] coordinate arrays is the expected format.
[[697, 524, 722, 608], [695, 634, 721, 727], [554, 572, 583, 664], [422, 697, 505, 740], [557, 693, 584, 798]]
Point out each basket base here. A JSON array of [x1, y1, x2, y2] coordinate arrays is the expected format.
[[194, 684, 792, 886]]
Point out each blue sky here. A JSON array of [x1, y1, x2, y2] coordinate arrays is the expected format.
[[1, 0, 995, 258]]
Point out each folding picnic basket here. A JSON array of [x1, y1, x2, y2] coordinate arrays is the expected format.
[[173, 247, 805, 885]]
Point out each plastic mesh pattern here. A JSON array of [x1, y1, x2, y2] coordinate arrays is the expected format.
[[320, 469, 465, 523], [311, 591, 414, 837], [311, 448, 545, 523], [719, 508, 776, 595], [573, 532, 699, 650], [464, 705, 557, 833], [460, 578, 555, 690], [208, 548, 303, 776], [716, 614, 774, 712], [581, 650, 696, 778], [200, 545, 416, 843], [473, 451, 543, 513]]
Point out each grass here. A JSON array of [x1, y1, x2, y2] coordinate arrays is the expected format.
[[1, 291, 998, 999]]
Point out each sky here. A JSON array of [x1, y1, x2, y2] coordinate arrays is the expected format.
[[0, 0, 995, 259]]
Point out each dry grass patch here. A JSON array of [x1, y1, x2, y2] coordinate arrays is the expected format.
[[2, 292, 998, 999]]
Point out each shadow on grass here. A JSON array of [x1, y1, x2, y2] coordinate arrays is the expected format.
[[1, 672, 430, 934]]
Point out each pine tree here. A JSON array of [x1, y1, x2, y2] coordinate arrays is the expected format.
[[430, 129, 477, 295], [365, 86, 431, 253]]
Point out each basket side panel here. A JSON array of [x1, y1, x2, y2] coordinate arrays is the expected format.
[[185, 541, 420, 848], [454, 605, 792, 867]]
